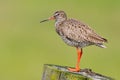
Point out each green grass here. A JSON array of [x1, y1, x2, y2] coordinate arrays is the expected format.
[[0, 0, 120, 80]]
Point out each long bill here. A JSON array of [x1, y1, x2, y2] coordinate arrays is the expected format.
[[40, 16, 55, 23], [40, 19, 48, 23]]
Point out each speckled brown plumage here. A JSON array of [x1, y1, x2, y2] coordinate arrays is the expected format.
[[40, 10, 108, 72], [54, 11, 107, 48]]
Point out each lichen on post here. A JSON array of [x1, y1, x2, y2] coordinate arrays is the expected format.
[[42, 64, 113, 80]]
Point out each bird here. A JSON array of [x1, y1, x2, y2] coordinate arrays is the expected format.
[[40, 10, 108, 72]]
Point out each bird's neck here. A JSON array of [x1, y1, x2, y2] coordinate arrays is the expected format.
[[55, 20, 65, 27], [56, 18, 66, 24]]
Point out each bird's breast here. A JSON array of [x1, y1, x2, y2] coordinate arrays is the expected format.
[[55, 22, 64, 36]]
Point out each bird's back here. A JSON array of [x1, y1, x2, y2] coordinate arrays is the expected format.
[[56, 19, 107, 48]]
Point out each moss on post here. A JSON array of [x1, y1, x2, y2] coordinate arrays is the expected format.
[[42, 64, 113, 80]]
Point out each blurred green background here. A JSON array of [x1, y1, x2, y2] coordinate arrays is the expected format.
[[0, 0, 120, 80]]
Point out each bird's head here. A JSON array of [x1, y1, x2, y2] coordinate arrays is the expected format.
[[40, 10, 67, 23]]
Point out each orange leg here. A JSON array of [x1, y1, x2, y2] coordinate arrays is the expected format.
[[68, 48, 83, 72]]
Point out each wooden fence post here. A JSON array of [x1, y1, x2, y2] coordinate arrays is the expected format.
[[42, 64, 113, 80]]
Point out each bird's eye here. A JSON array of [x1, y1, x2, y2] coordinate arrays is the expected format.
[[57, 13, 60, 15]]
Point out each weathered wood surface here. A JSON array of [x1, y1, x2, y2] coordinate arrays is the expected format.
[[42, 64, 113, 80]]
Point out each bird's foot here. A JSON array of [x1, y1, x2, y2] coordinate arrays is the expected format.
[[68, 67, 80, 72]]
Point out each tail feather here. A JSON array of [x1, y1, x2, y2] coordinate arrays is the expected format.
[[89, 35, 108, 43], [102, 38, 108, 43], [95, 43, 107, 48]]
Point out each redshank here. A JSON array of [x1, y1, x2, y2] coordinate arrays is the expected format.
[[40, 11, 107, 72]]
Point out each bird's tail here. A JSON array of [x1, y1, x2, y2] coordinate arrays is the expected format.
[[102, 38, 108, 43], [95, 43, 107, 48]]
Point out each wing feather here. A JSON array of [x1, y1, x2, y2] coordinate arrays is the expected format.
[[61, 19, 107, 44]]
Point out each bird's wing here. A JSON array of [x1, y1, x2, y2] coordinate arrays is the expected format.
[[61, 19, 107, 44]]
